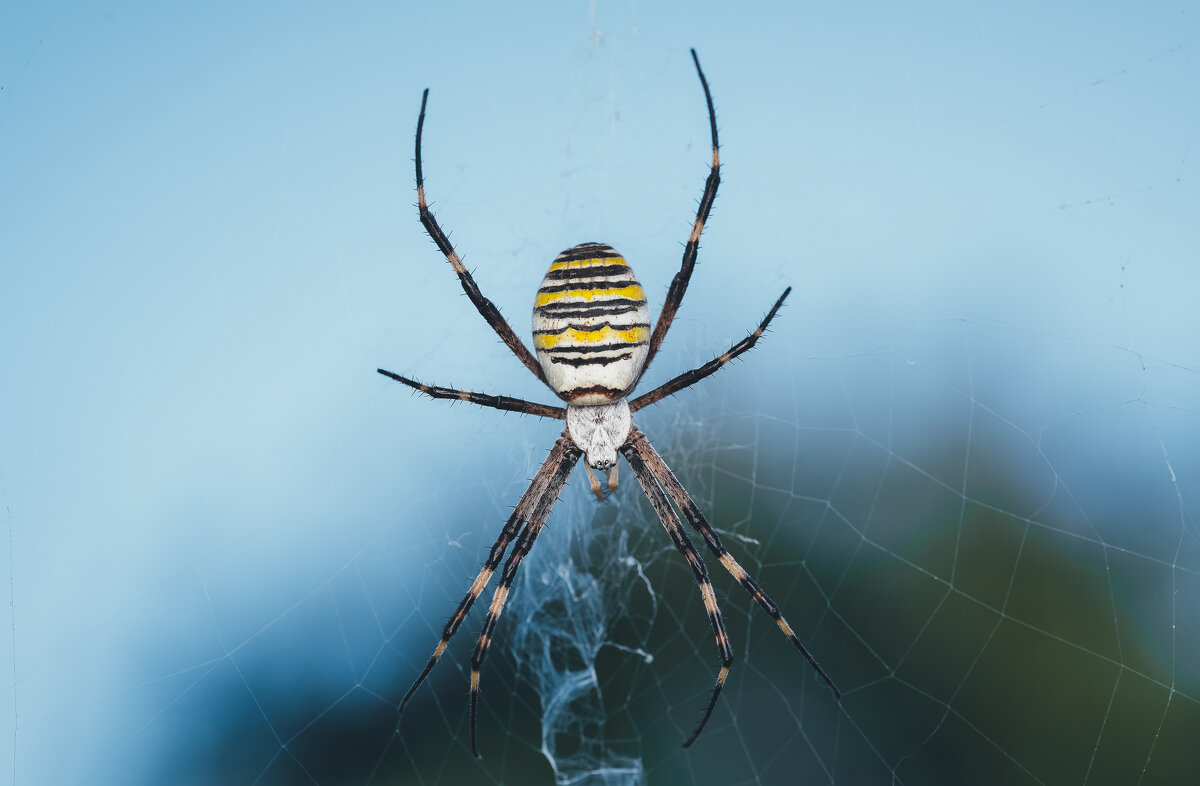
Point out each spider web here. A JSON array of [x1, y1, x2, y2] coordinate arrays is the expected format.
[[3, 4, 1200, 786]]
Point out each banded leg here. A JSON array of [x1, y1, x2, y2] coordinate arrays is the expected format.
[[398, 433, 576, 713], [413, 89, 547, 384], [469, 441, 582, 757], [641, 49, 721, 376], [378, 369, 565, 420], [626, 428, 840, 698], [621, 441, 734, 748], [630, 288, 791, 413]]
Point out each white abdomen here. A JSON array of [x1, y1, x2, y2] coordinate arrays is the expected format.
[[532, 243, 651, 405]]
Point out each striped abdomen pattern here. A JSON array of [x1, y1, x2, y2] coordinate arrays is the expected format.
[[532, 243, 651, 405]]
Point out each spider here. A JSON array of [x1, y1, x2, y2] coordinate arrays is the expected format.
[[381, 49, 840, 757]]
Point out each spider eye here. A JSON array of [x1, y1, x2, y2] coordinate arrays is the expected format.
[[532, 243, 651, 405]]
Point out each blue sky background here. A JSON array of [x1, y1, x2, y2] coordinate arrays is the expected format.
[[2, 2, 1198, 784]]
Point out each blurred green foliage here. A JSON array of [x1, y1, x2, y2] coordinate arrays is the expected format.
[[169, 406, 1197, 786]]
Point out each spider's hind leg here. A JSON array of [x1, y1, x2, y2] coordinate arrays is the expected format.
[[412, 88, 547, 384], [640, 48, 722, 378]]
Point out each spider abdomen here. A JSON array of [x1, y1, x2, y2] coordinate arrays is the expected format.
[[532, 243, 651, 404]]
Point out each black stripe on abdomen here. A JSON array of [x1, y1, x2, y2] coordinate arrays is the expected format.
[[534, 300, 646, 318], [543, 341, 648, 355], [549, 352, 634, 367], [537, 277, 637, 294], [560, 384, 625, 399], [533, 321, 651, 336], [553, 243, 622, 262], [542, 264, 632, 281]]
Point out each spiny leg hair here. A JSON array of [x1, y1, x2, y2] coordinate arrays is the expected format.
[[377, 369, 565, 420], [626, 428, 841, 699], [621, 440, 734, 748], [641, 48, 721, 378], [468, 440, 582, 758], [630, 287, 791, 413], [398, 434, 576, 714], [414, 89, 547, 384]]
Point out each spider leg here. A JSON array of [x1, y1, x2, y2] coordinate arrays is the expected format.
[[377, 369, 565, 419], [606, 462, 619, 492], [629, 288, 791, 413], [413, 89, 547, 384], [625, 428, 841, 699], [641, 49, 721, 378], [398, 433, 576, 714], [621, 441, 734, 748], [468, 440, 582, 758]]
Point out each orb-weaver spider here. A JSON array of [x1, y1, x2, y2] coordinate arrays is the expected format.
[[381, 49, 839, 757]]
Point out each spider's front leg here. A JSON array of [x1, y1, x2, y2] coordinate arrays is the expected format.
[[468, 441, 582, 757], [396, 433, 576, 714], [621, 438, 733, 747], [625, 428, 841, 700]]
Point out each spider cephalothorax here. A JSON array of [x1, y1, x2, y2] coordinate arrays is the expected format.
[[379, 49, 840, 758], [566, 399, 630, 470]]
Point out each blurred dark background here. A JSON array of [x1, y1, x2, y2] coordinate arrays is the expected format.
[[152, 329, 1200, 785]]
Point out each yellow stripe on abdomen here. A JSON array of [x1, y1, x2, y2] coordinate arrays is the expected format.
[[533, 325, 649, 349], [547, 256, 629, 272], [534, 284, 645, 308]]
